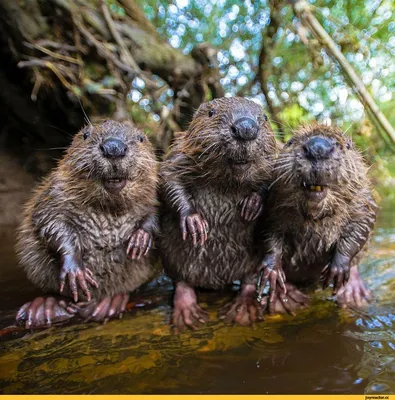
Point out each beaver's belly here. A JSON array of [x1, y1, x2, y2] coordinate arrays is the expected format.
[[282, 249, 332, 286], [161, 189, 258, 288]]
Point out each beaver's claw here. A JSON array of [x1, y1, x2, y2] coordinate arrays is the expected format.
[[256, 261, 286, 304], [16, 297, 76, 329], [68, 293, 130, 323], [180, 213, 209, 246], [336, 266, 372, 308], [219, 285, 265, 325], [172, 282, 209, 333], [60, 263, 98, 302], [322, 261, 350, 294], [241, 192, 263, 221], [260, 283, 310, 315], [127, 229, 153, 259]]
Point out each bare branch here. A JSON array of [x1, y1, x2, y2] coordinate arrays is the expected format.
[[257, 1, 286, 139], [100, 0, 140, 72], [293, 0, 395, 147], [23, 41, 81, 65]]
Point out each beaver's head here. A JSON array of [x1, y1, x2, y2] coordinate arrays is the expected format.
[[62, 120, 157, 200], [273, 123, 369, 217], [183, 97, 276, 185]]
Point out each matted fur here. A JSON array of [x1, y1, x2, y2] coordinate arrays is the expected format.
[[260, 123, 377, 285], [159, 97, 277, 289], [16, 120, 159, 299]]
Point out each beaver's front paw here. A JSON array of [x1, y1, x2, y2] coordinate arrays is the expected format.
[[60, 261, 98, 302], [180, 212, 209, 246], [241, 192, 263, 221], [256, 254, 286, 303], [127, 229, 153, 259], [322, 261, 350, 294]]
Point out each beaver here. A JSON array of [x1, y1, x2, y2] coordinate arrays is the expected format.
[[255, 123, 377, 313], [159, 97, 278, 331], [15, 120, 159, 328]]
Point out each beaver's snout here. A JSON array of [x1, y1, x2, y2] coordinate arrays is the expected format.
[[303, 136, 334, 160], [231, 117, 259, 142], [100, 138, 128, 159]]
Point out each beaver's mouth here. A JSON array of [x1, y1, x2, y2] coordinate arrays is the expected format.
[[103, 177, 127, 193], [302, 182, 328, 201]]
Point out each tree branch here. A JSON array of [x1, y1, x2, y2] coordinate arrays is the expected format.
[[293, 0, 395, 147], [257, 0, 286, 139]]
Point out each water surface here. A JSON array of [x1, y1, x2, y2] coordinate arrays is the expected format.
[[0, 199, 394, 394]]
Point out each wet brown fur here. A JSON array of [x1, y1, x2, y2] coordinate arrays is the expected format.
[[260, 123, 377, 285], [17, 120, 158, 300], [160, 97, 277, 289]]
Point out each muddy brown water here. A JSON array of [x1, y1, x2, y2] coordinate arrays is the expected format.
[[0, 199, 394, 394]]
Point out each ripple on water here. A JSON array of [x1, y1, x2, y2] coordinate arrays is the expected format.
[[1, 202, 395, 394]]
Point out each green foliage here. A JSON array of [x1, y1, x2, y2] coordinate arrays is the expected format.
[[132, 0, 394, 180], [278, 103, 314, 140], [106, 0, 126, 16]]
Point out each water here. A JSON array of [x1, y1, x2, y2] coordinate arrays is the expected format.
[[0, 200, 394, 394]]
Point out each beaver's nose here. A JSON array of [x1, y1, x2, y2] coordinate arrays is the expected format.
[[100, 138, 127, 159], [303, 136, 334, 160], [231, 117, 259, 141]]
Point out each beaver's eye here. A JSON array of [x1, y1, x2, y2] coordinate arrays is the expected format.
[[208, 109, 215, 117], [346, 142, 351, 150], [285, 138, 294, 147], [263, 114, 268, 122], [83, 131, 90, 140], [137, 135, 144, 143]]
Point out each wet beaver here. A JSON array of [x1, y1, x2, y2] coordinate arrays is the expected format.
[[16, 120, 158, 328], [256, 123, 377, 313], [159, 97, 278, 331]]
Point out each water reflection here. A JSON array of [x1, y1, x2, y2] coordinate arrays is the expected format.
[[0, 200, 394, 394]]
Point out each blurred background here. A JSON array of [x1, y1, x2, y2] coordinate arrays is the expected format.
[[0, 2, 395, 394], [0, 0, 394, 221]]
